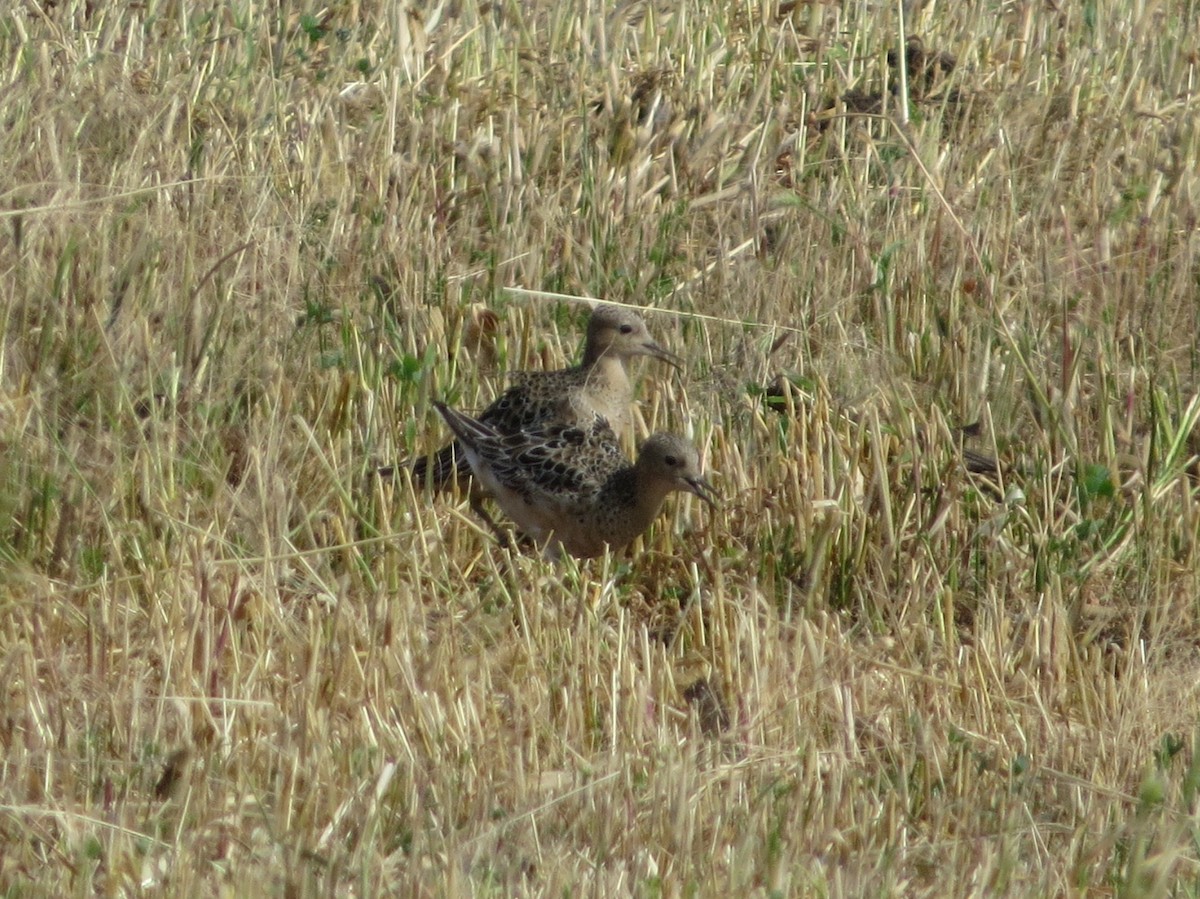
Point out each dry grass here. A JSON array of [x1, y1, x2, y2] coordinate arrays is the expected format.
[[3, 0, 1200, 895]]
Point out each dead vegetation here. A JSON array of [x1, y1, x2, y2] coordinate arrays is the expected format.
[[2, 0, 1200, 894]]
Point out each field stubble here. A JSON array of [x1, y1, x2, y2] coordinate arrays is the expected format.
[[3, 0, 1200, 895]]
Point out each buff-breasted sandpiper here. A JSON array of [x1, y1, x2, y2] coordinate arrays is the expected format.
[[432, 401, 714, 559], [411, 304, 681, 535]]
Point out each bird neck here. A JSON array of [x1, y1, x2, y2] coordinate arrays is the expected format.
[[581, 341, 627, 370], [580, 349, 631, 391], [631, 464, 674, 520], [601, 466, 667, 529]]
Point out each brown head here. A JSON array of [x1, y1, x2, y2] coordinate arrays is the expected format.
[[581, 305, 682, 369], [634, 434, 716, 507]]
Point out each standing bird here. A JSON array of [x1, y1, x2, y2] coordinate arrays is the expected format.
[[410, 304, 681, 536], [433, 401, 714, 559]]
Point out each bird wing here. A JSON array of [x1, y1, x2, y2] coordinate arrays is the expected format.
[[487, 415, 625, 504], [481, 369, 583, 433]]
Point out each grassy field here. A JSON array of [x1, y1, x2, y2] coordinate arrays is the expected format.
[[4, 0, 1200, 894]]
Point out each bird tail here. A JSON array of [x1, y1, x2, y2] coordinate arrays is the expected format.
[[433, 401, 499, 448], [410, 443, 467, 488], [376, 447, 463, 487], [376, 403, 481, 488]]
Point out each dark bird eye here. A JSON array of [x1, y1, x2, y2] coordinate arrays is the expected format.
[[664, 455, 679, 466], [619, 324, 634, 334]]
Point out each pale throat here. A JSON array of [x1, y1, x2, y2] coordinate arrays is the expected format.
[[585, 351, 631, 385], [580, 352, 632, 403]]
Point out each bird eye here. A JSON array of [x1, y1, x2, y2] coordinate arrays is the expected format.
[[619, 324, 634, 334], [664, 454, 679, 466]]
